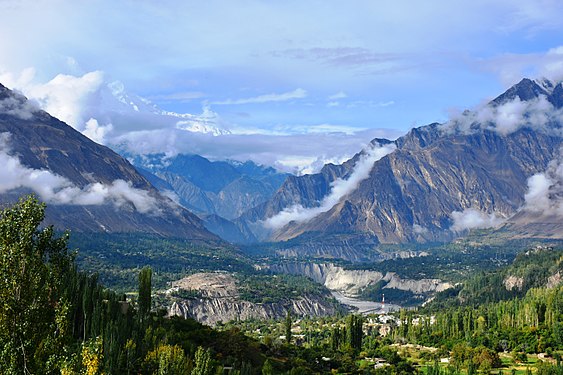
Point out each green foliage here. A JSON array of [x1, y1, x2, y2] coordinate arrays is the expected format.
[[0, 195, 73, 373], [346, 314, 363, 352], [192, 346, 213, 375], [235, 273, 328, 304], [359, 279, 422, 306], [285, 311, 292, 344], [429, 247, 562, 308], [139, 267, 152, 322], [69, 232, 254, 292]]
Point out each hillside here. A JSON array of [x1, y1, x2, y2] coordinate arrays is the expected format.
[[0, 83, 216, 240], [239, 78, 563, 258]]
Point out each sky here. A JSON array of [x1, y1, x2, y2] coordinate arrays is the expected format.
[[2, 0, 563, 174]]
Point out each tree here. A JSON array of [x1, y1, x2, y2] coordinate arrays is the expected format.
[[262, 359, 274, 375], [192, 346, 213, 375], [0, 195, 73, 373], [144, 344, 190, 375], [285, 310, 292, 344], [346, 314, 363, 352], [138, 266, 152, 325]]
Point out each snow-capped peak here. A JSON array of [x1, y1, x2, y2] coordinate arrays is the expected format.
[[534, 77, 556, 94]]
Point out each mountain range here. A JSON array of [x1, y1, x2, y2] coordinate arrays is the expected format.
[[0, 83, 216, 241], [234, 78, 563, 257], [1, 78, 562, 260]]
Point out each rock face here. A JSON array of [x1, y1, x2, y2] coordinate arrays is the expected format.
[[131, 154, 288, 221], [270, 262, 452, 297], [0, 83, 216, 240], [239, 78, 563, 255], [167, 273, 341, 326], [129, 154, 288, 243]]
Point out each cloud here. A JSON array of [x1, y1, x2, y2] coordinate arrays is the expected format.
[[114, 127, 400, 174], [212, 88, 307, 105], [444, 94, 563, 136], [82, 118, 114, 145], [0, 89, 38, 120], [25, 71, 105, 130], [478, 45, 563, 86], [272, 48, 403, 68], [450, 208, 505, 232], [264, 142, 396, 229], [0, 132, 159, 213], [2, 68, 404, 174], [328, 91, 347, 100], [522, 149, 563, 217], [413, 224, 428, 234]]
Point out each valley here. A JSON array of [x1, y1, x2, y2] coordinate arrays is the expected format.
[[1, 63, 563, 373]]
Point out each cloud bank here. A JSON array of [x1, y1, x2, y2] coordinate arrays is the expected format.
[[0, 132, 159, 213], [264, 142, 396, 230], [450, 208, 506, 232], [444, 93, 563, 137], [2, 69, 401, 173], [522, 148, 563, 217]]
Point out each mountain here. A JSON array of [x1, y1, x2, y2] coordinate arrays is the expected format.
[[239, 78, 563, 256], [0, 83, 216, 240], [126, 153, 288, 242], [129, 154, 288, 220]]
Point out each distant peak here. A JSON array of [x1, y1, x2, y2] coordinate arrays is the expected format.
[[491, 78, 549, 105], [534, 77, 556, 94]]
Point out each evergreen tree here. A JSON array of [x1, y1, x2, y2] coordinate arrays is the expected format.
[[138, 266, 152, 324], [346, 314, 363, 351], [285, 310, 292, 344]]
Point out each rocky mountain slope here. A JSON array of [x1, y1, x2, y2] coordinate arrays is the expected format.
[[240, 78, 563, 253], [269, 262, 452, 302], [128, 153, 288, 242], [0, 83, 216, 240], [166, 272, 342, 326], [130, 153, 288, 220]]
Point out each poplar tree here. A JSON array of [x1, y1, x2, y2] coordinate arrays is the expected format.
[[0, 195, 72, 373], [138, 266, 152, 325]]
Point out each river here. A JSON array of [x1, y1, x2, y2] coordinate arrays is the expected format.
[[331, 291, 401, 314]]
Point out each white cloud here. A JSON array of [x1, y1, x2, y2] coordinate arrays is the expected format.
[[0, 90, 38, 120], [114, 127, 400, 174], [444, 94, 563, 136], [212, 88, 307, 105], [522, 149, 563, 217], [450, 208, 505, 231], [0, 132, 159, 214], [83, 118, 114, 145], [25, 71, 105, 130], [264, 142, 396, 229], [413, 224, 428, 234], [328, 91, 347, 100]]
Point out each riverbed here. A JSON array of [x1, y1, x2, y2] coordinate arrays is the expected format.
[[331, 291, 401, 314]]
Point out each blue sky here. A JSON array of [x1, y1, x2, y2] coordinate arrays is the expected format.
[[1, 0, 563, 173]]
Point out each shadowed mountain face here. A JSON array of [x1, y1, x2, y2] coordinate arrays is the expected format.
[[0, 83, 216, 240], [239, 78, 563, 250], [129, 154, 289, 221], [126, 153, 289, 243]]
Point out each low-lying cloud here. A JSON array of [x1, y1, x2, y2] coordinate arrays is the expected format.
[[212, 88, 307, 105], [450, 208, 506, 232], [0, 132, 159, 213], [522, 148, 563, 217], [264, 142, 396, 230], [444, 91, 563, 137], [2, 69, 402, 174], [0, 90, 39, 120]]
